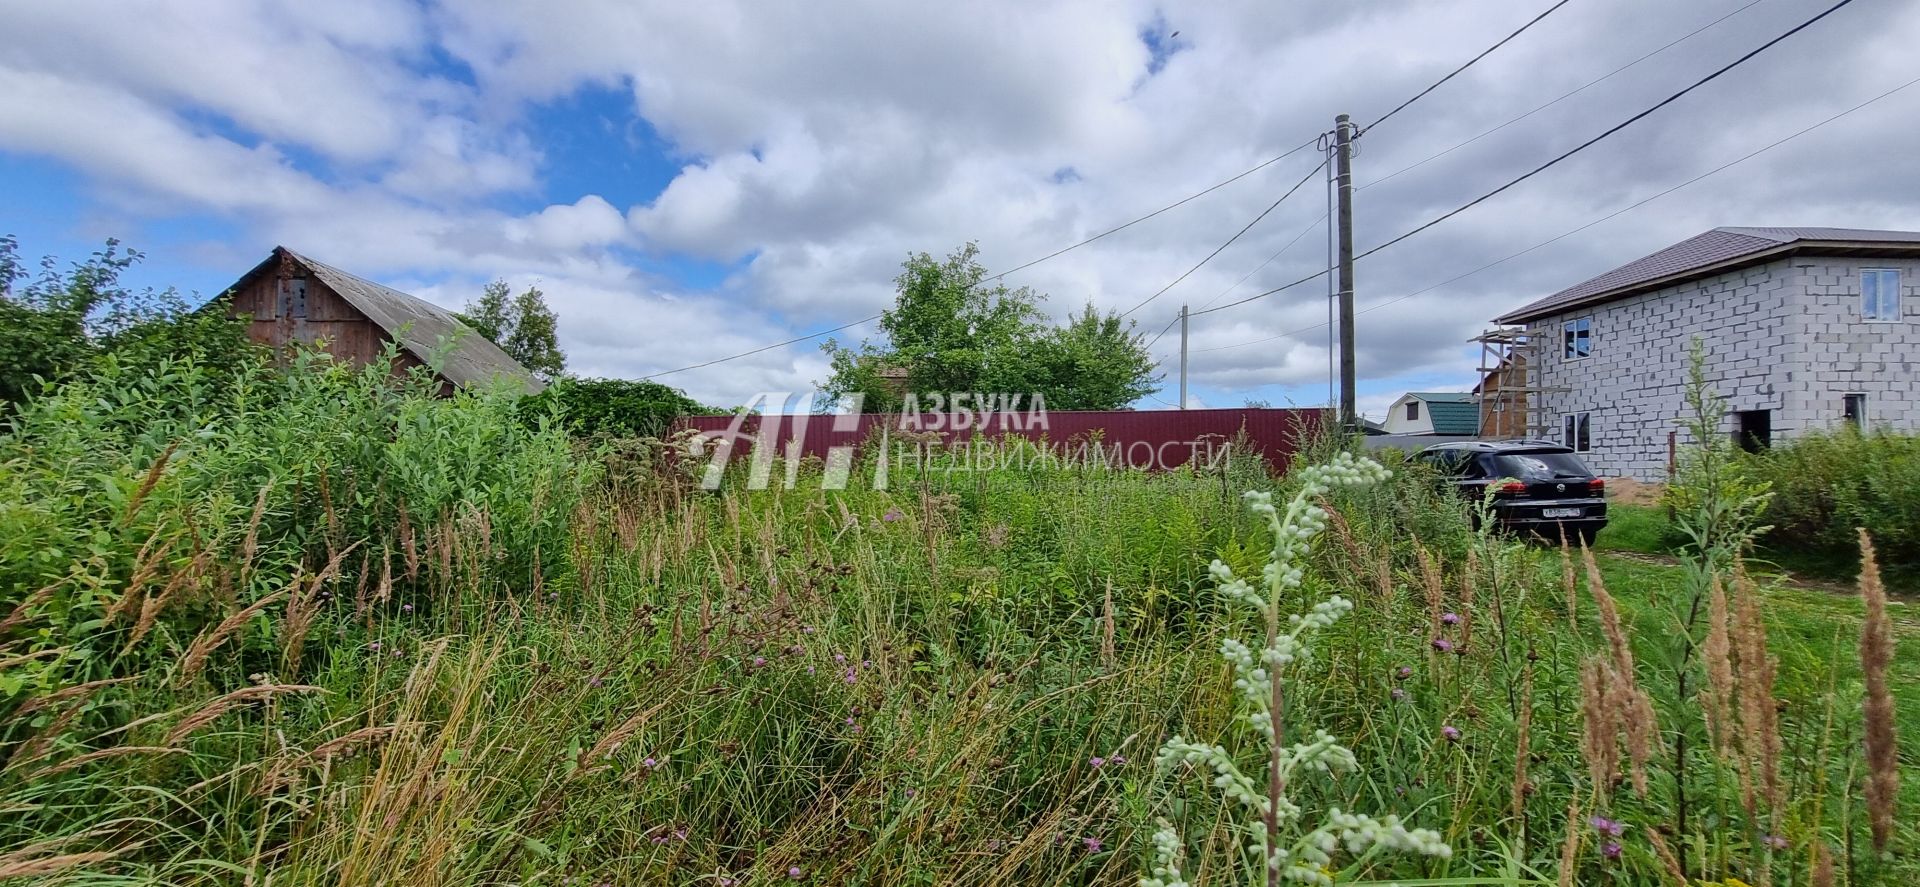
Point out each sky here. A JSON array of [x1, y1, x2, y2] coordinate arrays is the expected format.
[[4, 0, 1918, 417]]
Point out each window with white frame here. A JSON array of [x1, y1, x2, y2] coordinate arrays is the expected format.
[[1862, 269, 1902, 321], [1562, 317, 1592, 359], [1563, 412, 1591, 453], [1406, 401, 1420, 421]]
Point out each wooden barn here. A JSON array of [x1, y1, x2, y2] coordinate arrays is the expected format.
[[219, 247, 541, 393]]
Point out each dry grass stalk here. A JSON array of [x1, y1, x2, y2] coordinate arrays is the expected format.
[[32, 745, 187, 779], [5, 701, 87, 772], [121, 439, 179, 525], [1100, 579, 1116, 667], [1512, 664, 1533, 821], [1461, 546, 1479, 648], [1857, 528, 1898, 853], [0, 847, 134, 879], [176, 588, 290, 686], [1580, 546, 1657, 797], [1555, 799, 1581, 887], [13, 677, 133, 717], [1645, 829, 1687, 885], [164, 684, 321, 746], [237, 481, 272, 590], [1811, 841, 1835, 887], [1701, 573, 1737, 757], [1560, 535, 1579, 624], [104, 528, 175, 625], [281, 541, 360, 676], [1416, 542, 1444, 639], [123, 547, 213, 654], [574, 700, 671, 777], [0, 580, 61, 639], [1732, 565, 1781, 818], [1579, 659, 1620, 797]]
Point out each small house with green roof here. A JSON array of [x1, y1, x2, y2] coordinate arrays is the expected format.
[[1381, 391, 1481, 436]]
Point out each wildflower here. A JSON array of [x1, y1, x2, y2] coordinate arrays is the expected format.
[[674, 827, 688, 841], [1396, 666, 1413, 679], [1602, 841, 1622, 860], [1391, 688, 1407, 701], [1430, 637, 1453, 653], [391, 648, 404, 658], [1588, 815, 1625, 838], [1441, 725, 1461, 742], [788, 865, 803, 879], [802, 624, 815, 634], [1763, 834, 1788, 850], [1110, 754, 1127, 765], [1089, 756, 1106, 769], [651, 834, 668, 845], [1083, 836, 1103, 853], [719, 879, 736, 887], [1441, 611, 1461, 625], [904, 788, 916, 798], [843, 667, 858, 684], [401, 603, 414, 613], [751, 656, 767, 668], [833, 653, 847, 664], [588, 676, 603, 688], [881, 507, 903, 522], [368, 641, 382, 652], [642, 756, 659, 770]]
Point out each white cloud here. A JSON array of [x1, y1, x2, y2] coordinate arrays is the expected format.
[[8, 0, 1920, 411]]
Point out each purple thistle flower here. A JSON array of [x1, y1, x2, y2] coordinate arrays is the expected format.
[[588, 676, 603, 688], [843, 667, 858, 684], [1396, 666, 1413, 679], [1764, 834, 1788, 850], [1391, 687, 1408, 701], [751, 656, 767, 668], [801, 624, 815, 634], [651, 834, 668, 845], [392, 648, 404, 658], [833, 653, 847, 664], [368, 641, 382, 652], [1088, 756, 1106, 769], [1430, 637, 1454, 653], [1441, 611, 1461, 625], [1602, 841, 1622, 860], [642, 756, 659, 770], [1441, 725, 1462, 742], [1110, 754, 1127, 765], [881, 507, 904, 522], [674, 827, 688, 841], [401, 603, 414, 613], [788, 865, 803, 879], [1083, 836, 1102, 853], [1588, 816, 1625, 838], [720, 879, 736, 887]]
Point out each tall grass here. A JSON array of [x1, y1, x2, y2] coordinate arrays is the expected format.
[[0, 355, 1910, 885]]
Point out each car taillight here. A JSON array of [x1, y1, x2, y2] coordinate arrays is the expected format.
[[1500, 481, 1527, 493], [1592, 478, 1605, 491]]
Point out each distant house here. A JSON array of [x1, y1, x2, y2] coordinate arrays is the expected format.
[[1473, 351, 1529, 439], [1494, 227, 1920, 479], [219, 247, 541, 393], [1381, 392, 1480, 436]]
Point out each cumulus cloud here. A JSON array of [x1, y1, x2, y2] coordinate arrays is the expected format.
[[6, 0, 1919, 409]]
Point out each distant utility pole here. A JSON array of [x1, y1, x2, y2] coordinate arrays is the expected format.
[[1178, 303, 1189, 410], [1334, 114, 1357, 432]]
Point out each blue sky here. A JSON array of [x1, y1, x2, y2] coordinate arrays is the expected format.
[[5, 0, 1918, 413]]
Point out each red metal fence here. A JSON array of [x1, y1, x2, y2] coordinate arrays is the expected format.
[[677, 407, 1327, 471]]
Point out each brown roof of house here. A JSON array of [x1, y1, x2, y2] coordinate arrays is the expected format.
[[1495, 226, 1920, 324], [225, 247, 543, 392]]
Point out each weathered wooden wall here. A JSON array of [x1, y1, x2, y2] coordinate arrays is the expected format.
[[226, 253, 430, 378]]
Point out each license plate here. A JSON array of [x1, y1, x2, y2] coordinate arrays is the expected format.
[[1542, 508, 1583, 518]]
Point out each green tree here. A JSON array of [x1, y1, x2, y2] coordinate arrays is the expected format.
[[821, 243, 1157, 411], [459, 279, 566, 381], [516, 377, 718, 439], [0, 236, 254, 412]]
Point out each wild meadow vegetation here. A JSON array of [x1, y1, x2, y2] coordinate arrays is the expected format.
[[1, 337, 1913, 884]]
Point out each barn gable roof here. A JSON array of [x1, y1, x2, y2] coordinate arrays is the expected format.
[[225, 247, 543, 392]]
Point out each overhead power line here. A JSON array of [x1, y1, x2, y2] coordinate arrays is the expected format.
[[1192, 72, 1920, 356], [641, 314, 881, 380], [1189, 0, 1856, 321], [1362, 0, 1768, 191], [1359, 0, 1576, 136], [1354, 0, 1857, 264], [1121, 155, 1330, 317]]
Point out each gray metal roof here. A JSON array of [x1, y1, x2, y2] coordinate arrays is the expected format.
[[236, 248, 542, 392], [1496, 227, 1920, 324]]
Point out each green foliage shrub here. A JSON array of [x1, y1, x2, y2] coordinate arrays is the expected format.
[[1749, 427, 1920, 577], [0, 344, 589, 698], [515, 376, 718, 440]]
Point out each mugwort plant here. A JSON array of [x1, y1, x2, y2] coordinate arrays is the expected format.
[[1144, 452, 1451, 887]]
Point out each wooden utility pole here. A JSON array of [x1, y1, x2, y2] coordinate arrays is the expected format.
[[1334, 114, 1357, 431], [1177, 304, 1189, 410]]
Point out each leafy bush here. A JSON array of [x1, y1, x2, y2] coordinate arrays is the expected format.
[[1749, 427, 1920, 577], [516, 376, 719, 439]]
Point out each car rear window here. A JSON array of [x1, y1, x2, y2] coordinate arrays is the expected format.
[[1486, 452, 1593, 480]]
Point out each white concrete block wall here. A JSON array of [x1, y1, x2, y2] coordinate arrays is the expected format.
[[1524, 255, 1919, 480]]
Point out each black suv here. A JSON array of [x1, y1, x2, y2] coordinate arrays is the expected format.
[[1414, 441, 1608, 544]]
